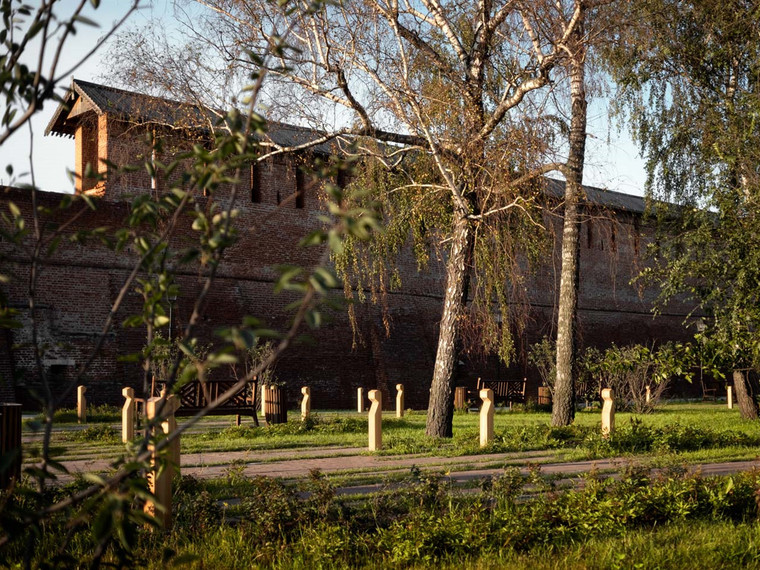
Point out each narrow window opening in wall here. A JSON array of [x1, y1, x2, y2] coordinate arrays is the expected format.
[[49, 365, 66, 385], [251, 162, 261, 203], [633, 217, 641, 257], [276, 189, 281, 205], [295, 165, 305, 209], [610, 223, 617, 252], [586, 221, 593, 249]]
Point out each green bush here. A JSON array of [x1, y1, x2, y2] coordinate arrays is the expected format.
[[59, 424, 119, 444], [26, 404, 122, 425], [4, 465, 760, 568], [173, 475, 223, 535], [240, 476, 300, 540]]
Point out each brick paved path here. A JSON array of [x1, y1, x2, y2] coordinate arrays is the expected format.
[[46, 445, 760, 494]]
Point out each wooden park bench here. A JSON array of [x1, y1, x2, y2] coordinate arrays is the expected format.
[[151, 379, 259, 425], [174, 379, 258, 417], [476, 377, 527, 408]]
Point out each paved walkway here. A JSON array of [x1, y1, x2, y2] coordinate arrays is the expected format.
[[43, 445, 760, 495]]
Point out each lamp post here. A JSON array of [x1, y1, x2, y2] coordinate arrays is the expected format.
[[168, 294, 177, 341], [696, 318, 707, 396]]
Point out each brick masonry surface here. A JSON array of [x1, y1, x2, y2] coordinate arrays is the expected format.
[[0, 108, 700, 409]]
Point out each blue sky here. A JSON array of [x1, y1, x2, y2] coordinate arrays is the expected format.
[[3, 1, 648, 197]]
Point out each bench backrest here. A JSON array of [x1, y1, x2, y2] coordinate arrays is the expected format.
[[174, 379, 256, 416], [477, 378, 526, 398]]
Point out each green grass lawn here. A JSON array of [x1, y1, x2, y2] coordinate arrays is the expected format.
[[454, 519, 760, 569], [24, 401, 760, 466], [9, 402, 760, 568], [14, 462, 759, 569]]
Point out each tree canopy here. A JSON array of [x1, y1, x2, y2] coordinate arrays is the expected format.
[[606, 0, 760, 415], [113, 0, 586, 436]]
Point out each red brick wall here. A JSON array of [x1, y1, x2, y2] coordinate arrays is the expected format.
[[0, 118, 698, 409]]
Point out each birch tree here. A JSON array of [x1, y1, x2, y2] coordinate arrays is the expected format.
[[551, 4, 587, 426], [143, 0, 586, 437]]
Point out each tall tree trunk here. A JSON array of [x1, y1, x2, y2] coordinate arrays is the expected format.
[[732, 369, 758, 420], [552, 10, 587, 427], [426, 209, 473, 438]]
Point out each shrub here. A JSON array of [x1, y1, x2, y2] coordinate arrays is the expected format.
[[528, 336, 556, 395], [59, 424, 119, 444], [240, 476, 299, 540], [173, 475, 223, 535], [588, 342, 691, 413]]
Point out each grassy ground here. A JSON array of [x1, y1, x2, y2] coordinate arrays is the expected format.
[[457, 519, 760, 569], [8, 402, 760, 568], [24, 401, 760, 466], [11, 463, 759, 568]]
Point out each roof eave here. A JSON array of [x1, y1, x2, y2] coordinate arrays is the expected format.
[[44, 79, 104, 138]]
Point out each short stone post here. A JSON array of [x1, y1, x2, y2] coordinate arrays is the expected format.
[[727, 385, 733, 409], [144, 393, 180, 529], [395, 384, 404, 418], [301, 386, 311, 420], [480, 388, 494, 447], [601, 388, 615, 438], [77, 385, 87, 424], [645, 385, 651, 404], [368, 389, 382, 451], [122, 387, 135, 443], [357, 387, 364, 413]]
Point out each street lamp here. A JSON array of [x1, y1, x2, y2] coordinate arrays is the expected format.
[[168, 294, 177, 341]]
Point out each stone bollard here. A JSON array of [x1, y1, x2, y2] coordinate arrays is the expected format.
[[727, 385, 733, 409], [601, 388, 615, 438], [144, 393, 180, 529], [645, 385, 651, 404], [368, 389, 382, 451], [357, 387, 364, 413], [396, 384, 404, 418], [122, 387, 135, 443], [301, 386, 311, 420], [77, 385, 87, 424], [480, 388, 494, 447]]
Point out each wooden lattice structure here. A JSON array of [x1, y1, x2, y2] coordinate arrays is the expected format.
[[476, 378, 526, 407], [169, 379, 258, 418]]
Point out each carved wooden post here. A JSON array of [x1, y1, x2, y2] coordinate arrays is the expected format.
[[144, 393, 180, 529], [727, 385, 733, 409], [301, 386, 311, 420], [368, 389, 382, 451], [396, 384, 404, 418], [122, 387, 135, 443], [357, 387, 364, 413], [601, 388, 615, 438], [480, 388, 494, 447], [77, 385, 87, 424], [162, 394, 180, 473], [645, 385, 651, 404]]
